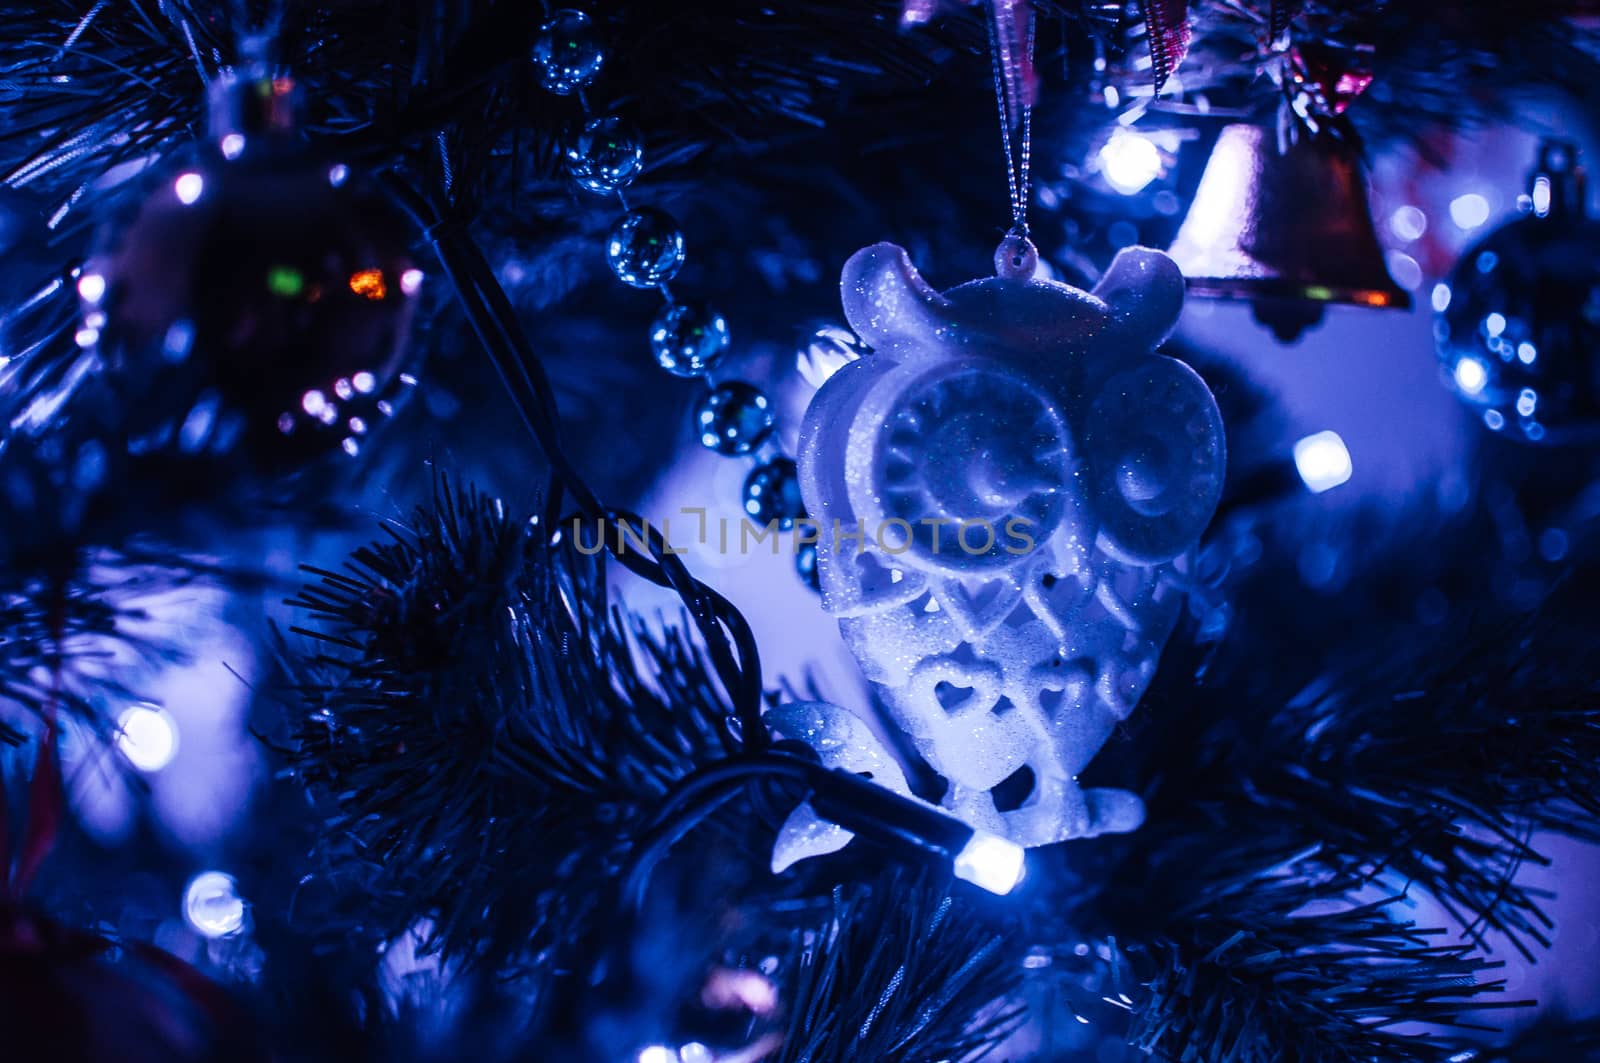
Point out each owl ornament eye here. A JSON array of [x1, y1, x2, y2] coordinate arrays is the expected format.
[[784, 238, 1224, 862]]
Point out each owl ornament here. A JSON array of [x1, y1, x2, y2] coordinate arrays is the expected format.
[[787, 237, 1224, 859]]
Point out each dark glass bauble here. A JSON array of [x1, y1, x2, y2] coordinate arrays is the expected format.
[[694, 382, 773, 456], [1435, 151, 1600, 444], [743, 458, 805, 530], [83, 152, 421, 474]]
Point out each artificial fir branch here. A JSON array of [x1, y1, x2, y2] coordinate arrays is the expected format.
[[1179, 0, 1600, 145], [1044, 506, 1600, 1060], [1125, 585, 1600, 960], [1127, 867, 1521, 1063], [1480, 1012, 1600, 1062], [281, 477, 730, 965], [0, 545, 216, 740], [769, 873, 1024, 1063]]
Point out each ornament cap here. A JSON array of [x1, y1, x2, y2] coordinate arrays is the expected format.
[[994, 229, 1039, 280], [1527, 138, 1586, 220], [207, 67, 303, 156]]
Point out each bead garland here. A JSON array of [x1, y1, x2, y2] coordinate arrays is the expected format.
[[533, 7, 813, 584]]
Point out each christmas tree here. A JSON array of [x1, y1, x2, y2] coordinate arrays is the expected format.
[[2, 2, 1600, 1060]]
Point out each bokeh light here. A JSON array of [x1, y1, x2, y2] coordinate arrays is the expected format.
[[1098, 131, 1163, 195], [115, 704, 179, 772], [184, 871, 246, 938]]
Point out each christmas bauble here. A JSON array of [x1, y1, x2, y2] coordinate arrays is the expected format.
[[795, 539, 821, 590], [651, 301, 729, 377], [532, 10, 605, 96], [81, 76, 420, 475], [743, 457, 804, 529], [605, 208, 685, 288], [694, 382, 773, 455], [795, 238, 1223, 848], [566, 116, 644, 196], [1435, 142, 1600, 444], [0, 905, 262, 1062]]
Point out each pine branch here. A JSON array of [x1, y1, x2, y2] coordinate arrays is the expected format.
[[1037, 507, 1600, 1060], [1178, 0, 1600, 145], [1481, 1012, 1600, 1062], [1126, 865, 1521, 1063], [0, 543, 210, 740], [279, 475, 731, 966], [771, 872, 1024, 1063]]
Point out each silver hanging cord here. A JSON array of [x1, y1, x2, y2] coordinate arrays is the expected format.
[[986, 1, 1036, 238]]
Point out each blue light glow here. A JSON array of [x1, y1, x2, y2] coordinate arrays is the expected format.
[[1293, 431, 1353, 494], [174, 172, 205, 205], [1098, 131, 1163, 195], [1454, 358, 1489, 396], [953, 831, 1026, 895], [1450, 193, 1490, 230], [184, 871, 246, 938], [1390, 205, 1427, 241], [116, 704, 178, 772]]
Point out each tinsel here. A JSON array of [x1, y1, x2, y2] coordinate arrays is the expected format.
[[1141, 0, 1192, 92], [1180, 0, 1600, 146]]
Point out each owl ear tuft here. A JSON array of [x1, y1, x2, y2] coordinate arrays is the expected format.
[[840, 242, 952, 353], [1093, 246, 1185, 349]]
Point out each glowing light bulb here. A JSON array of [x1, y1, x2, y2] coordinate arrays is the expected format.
[[1532, 175, 1552, 217], [952, 831, 1026, 895], [184, 871, 246, 938], [220, 133, 246, 160], [637, 1047, 677, 1063], [1292, 431, 1353, 494], [174, 172, 205, 205], [1449, 193, 1490, 231], [1098, 131, 1163, 195], [400, 268, 425, 296], [1454, 357, 1488, 396], [77, 272, 106, 304], [115, 704, 179, 772], [1431, 283, 1452, 313]]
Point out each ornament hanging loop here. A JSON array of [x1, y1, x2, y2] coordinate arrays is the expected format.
[[987, 0, 1036, 275], [994, 226, 1039, 280]]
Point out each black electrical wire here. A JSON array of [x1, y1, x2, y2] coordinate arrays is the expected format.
[[382, 170, 768, 751]]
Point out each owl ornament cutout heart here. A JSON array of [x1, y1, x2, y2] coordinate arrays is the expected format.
[[785, 238, 1224, 862]]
